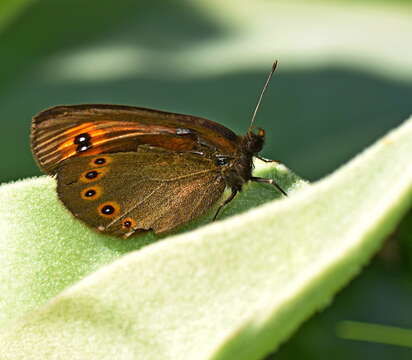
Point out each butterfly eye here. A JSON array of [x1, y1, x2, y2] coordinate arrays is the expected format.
[[97, 201, 121, 218], [89, 155, 113, 167], [80, 167, 108, 183], [80, 185, 103, 200], [122, 217, 137, 230], [257, 128, 265, 137]]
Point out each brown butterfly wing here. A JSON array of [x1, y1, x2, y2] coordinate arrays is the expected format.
[[32, 104, 241, 175], [56, 146, 226, 237]]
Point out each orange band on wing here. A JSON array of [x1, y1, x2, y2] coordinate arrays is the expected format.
[[35, 120, 188, 170], [57, 124, 108, 151]]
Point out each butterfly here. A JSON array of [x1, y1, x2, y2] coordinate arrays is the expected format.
[[31, 62, 286, 238]]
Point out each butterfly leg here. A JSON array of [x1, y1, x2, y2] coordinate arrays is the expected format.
[[123, 227, 147, 239], [212, 189, 238, 221], [251, 176, 287, 196]]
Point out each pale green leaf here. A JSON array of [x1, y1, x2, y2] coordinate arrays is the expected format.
[[0, 159, 303, 331]]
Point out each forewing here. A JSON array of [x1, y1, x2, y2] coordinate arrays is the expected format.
[[56, 147, 226, 237], [32, 104, 240, 175]]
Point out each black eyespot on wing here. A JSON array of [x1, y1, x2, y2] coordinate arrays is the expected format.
[[86, 171, 98, 179], [74, 133, 91, 144], [74, 133, 92, 153], [80, 185, 103, 200], [94, 158, 106, 165], [102, 205, 114, 215], [80, 168, 108, 183], [121, 217, 137, 230], [77, 144, 91, 153], [85, 189, 96, 197], [89, 156, 113, 168], [97, 201, 120, 218]]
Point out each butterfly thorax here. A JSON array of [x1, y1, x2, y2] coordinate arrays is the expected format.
[[222, 129, 265, 191]]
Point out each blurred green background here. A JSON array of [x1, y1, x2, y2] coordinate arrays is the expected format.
[[1, 0, 412, 358]]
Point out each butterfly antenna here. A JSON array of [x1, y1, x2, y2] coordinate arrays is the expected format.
[[249, 60, 278, 131]]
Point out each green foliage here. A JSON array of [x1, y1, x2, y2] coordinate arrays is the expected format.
[[337, 321, 412, 349], [0, 0, 34, 31]]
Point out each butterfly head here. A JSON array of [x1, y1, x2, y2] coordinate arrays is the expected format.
[[243, 128, 265, 155]]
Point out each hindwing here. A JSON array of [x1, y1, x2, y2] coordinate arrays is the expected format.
[[56, 146, 226, 237]]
